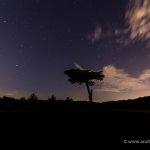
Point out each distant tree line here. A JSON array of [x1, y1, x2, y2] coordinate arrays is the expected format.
[[0, 93, 74, 102]]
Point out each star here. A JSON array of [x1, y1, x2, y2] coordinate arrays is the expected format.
[[29, 46, 33, 49], [81, 37, 84, 41], [20, 44, 24, 48], [3, 20, 7, 23], [68, 39, 73, 42]]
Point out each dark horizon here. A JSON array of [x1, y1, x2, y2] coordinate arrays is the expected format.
[[1, 87, 150, 145], [1, 93, 150, 104]]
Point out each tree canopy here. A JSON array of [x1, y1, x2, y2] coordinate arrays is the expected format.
[[65, 69, 104, 85]]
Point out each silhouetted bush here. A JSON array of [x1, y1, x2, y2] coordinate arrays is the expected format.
[[48, 95, 56, 102], [65, 97, 73, 102], [20, 97, 26, 101], [2, 96, 15, 101], [28, 93, 38, 101]]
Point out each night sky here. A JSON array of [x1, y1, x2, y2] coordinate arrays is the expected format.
[[0, 0, 150, 102]]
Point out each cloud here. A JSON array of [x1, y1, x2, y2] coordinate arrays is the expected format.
[[125, 0, 150, 43], [0, 90, 19, 97], [88, 25, 102, 44], [5, 93, 17, 96], [74, 63, 85, 70], [88, 0, 150, 47], [96, 65, 150, 93], [88, 26, 130, 46], [115, 36, 131, 46], [139, 69, 150, 80]]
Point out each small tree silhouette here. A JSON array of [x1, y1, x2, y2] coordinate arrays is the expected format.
[[65, 97, 73, 102], [20, 97, 26, 101], [28, 93, 38, 101], [48, 95, 56, 102], [64, 69, 104, 102]]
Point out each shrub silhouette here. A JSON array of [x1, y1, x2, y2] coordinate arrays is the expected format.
[[48, 95, 56, 102], [20, 97, 26, 101], [65, 97, 73, 102], [65, 68, 104, 102], [2, 96, 15, 101], [28, 93, 38, 101]]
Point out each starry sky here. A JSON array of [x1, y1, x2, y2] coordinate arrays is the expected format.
[[0, 0, 150, 102]]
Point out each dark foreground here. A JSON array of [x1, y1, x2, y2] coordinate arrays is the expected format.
[[1, 97, 150, 146]]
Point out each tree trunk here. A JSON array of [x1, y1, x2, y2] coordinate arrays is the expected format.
[[86, 82, 93, 103], [90, 89, 93, 103]]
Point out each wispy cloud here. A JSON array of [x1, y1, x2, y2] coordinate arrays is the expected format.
[[88, 0, 150, 47], [125, 0, 150, 43], [5, 93, 17, 96], [0, 90, 19, 97], [88, 25, 102, 44], [74, 63, 85, 70], [139, 69, 150, 80], [96, 65, 150, 93], [88, 25, 131, 46]]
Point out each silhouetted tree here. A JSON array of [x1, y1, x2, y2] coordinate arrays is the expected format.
[[48, 95, 56, 102], [64, 69, 104, 102], [65, 97, 73, 102], [2, 96, 15, 101], [28, 93, 38, 101], [20, 97, 26, 101]]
